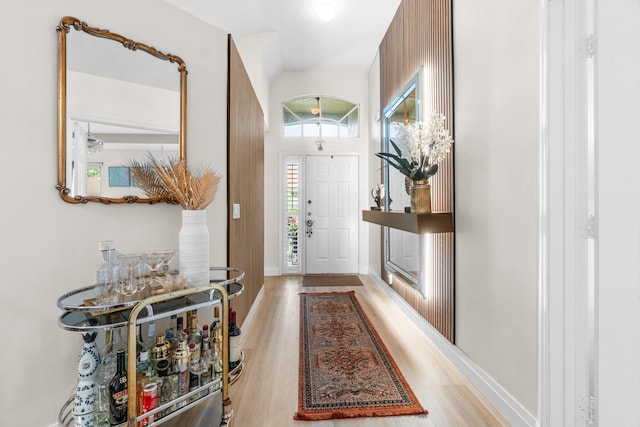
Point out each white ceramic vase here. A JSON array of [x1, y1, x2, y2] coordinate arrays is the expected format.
[[179, 209, 210, 288]]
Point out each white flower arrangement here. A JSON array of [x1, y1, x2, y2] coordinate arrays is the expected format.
[[376, 112, 453, 181]]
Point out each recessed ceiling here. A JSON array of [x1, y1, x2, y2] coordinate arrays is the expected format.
[[167, 0, 401, 80]]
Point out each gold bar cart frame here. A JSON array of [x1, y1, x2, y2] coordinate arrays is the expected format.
[[125, 281, 234, 426]]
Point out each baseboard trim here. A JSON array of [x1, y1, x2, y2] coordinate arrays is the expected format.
[[368, 270, 537, 427], [264, 267, 280, 276]]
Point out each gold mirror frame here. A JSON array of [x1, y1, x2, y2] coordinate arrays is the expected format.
[[56, 16, 187, 204]]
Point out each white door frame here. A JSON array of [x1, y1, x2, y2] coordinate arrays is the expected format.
[[540, 0, 597, 425], [279, 152, 361, 275]]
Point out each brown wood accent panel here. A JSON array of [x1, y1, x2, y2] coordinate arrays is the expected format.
[[362, 210, 453, 234], [379, 0, 455, 342], [227, 35, 265, 325]]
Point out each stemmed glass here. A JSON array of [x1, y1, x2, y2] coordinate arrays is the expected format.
[[153, 250, 177, 276], [117, 253, 142, 296], [141, 253, 163, 292]]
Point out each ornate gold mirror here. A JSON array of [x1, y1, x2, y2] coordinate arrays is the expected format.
[[57, 16, 187, 204]]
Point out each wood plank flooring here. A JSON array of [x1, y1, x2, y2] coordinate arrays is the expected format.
[[228, 275, 509, 427]]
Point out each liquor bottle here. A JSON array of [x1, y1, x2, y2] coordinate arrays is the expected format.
[[109, 348, 128, 425], [172, 340, 189, 408], [175, 316, 188, 343], [188, 342, 205, 401], [188, 313, 202, 356], [166, 315, 178, 354], [201, 324, 209, 350], [228, 309, 241, 371], [96, 358, 115, 424], [73, 332, 101, 417], [144, 322, 156, 353], [210, 307, 223, 380], [200, 335, 213, 392], [155, 358, 177, 417], [137, 348, 154, 379], [96, 241, 116, 305], [165, 328, 177, 359], [169, 315, 178, 335]]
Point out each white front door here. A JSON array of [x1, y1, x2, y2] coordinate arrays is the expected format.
[[305, 155, 359, 274]]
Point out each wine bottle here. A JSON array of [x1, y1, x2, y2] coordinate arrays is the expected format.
[[210, 306, 221, 334], [228, 309, 241, 371], [109, 349, 128, 425]]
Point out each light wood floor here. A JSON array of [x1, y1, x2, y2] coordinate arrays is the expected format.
[[229, 275, 510, 427]]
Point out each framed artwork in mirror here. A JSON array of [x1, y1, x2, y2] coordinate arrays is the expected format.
[[56, 16, 187, 204]]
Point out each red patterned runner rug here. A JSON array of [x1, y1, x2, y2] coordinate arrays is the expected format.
[[295, 291, 428, 421]]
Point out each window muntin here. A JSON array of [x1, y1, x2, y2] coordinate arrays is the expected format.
[[285, 160, 300, 271], [283, 95, 359, 138]]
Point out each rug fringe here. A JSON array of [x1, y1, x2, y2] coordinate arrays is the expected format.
[[294, 407, 428, 421], [298, 290, 356, 296]]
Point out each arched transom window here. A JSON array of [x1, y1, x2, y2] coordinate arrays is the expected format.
[[282, 95, 359, 138]]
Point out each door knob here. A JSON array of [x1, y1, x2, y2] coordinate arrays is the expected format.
[[306, 219, 314, 227]]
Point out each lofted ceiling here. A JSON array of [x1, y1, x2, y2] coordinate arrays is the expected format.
[[167, 0, 401, 81]]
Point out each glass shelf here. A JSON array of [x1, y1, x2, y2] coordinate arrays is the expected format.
[[58, 377, 225, 427], [58, 267, 244, 332], [58, 267, 243, 312]]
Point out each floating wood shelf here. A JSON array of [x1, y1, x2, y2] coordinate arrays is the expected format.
[[362, 210, 454, 234]]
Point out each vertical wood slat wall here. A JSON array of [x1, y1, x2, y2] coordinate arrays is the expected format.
[[227, 35, 265, 325], [379, 0, 455, 342]]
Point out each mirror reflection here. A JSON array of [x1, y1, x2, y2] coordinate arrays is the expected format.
[[383, 70, 420, 283], [57, 17, 187, 204]]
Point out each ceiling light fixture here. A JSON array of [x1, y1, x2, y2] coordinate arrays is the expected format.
[[317, 3, 336, 21], [86, 123, 103, 154], [311, 96, 321, 115]]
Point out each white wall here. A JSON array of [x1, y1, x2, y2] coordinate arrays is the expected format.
[[68, 70, 180, 130], [596, 0, 640, 424], [264, 72, 370, 276], [0, 1, 228, 425], [235, 33, 279, 128], [452, 0, 539, 414]]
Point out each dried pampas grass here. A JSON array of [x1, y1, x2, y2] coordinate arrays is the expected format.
[[128, 153, 221, 210]]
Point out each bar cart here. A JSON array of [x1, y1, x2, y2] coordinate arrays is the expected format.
[[57, 267, 245, 427]]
